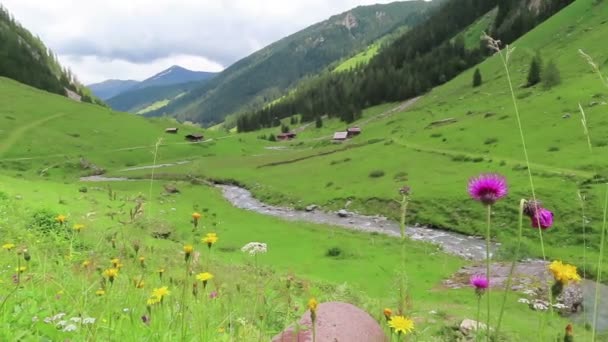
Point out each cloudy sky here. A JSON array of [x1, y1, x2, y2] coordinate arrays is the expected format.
[[2, 0, 410, 84]]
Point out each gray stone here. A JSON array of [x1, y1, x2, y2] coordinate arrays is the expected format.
[[562, 113, 571, 118], [557, 282, 584, 314], [337, 209, 350, 218], [272, 302, 386, 342], [305, 205, 318, 212], [459, 319, 488, 335]]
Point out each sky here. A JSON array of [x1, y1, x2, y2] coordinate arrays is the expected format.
[[1, 0, 411, 84]]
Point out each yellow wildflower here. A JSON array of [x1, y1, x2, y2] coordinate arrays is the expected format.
[[308, 298, 318, 312], [56, 214, 67, 224], [103, 268, 119, 283], [388, 315, 415, 335], [549, 260, 581, 284], [147, 296, 160, 306], [192, 212, 202, 220], [383, 308, 392, 321], [73, 224, 85, 232], [2, 243, 15, 251], [196, 272, 214, 282], [202, 233, 218, 248], [95, 289, 106, 296], [82, 260, 91, 268], [16, 266, 26, 273], [184, 244, 194, 261], [152, 286, 170, 299], [111, 258, 120, 268]]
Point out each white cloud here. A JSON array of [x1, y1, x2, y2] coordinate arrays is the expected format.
[[2, 0, 410, 83]]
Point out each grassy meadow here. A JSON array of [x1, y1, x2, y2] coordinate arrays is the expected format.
[[1, 0, 608, 340]]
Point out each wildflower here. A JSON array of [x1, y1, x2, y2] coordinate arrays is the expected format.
[[196, 272, 214, 288], [209, 291, 218, 299], [469, 274, 489, 296], [399, 186, 411, 196], [103, 268, 119, 283], [518, 298, 531, 304], [139, 256, 145, 268], [16, 266, 26, 273], [111, 258, 120, 268], [532, 301, 549, 311], [388, 315, 415, 335], [383, 308, 392, 321], [62, 324, 78, 332], [56, 215, 67, 224], [82, 260, 91, 268], [531, 208, 554, 229], [184, 244, 194, 262], [308, 298, 318, 322], [2, 243, 15, 251], [564, 324, 574, 342], [73, 224, 85, 232], [549, 261, 581, 284], [95, 289, 106, 296], [70, 317, 82, 323], [149, 286, 170, 304], [56, 320, 68, 327], [553, 303, 567, 309], [192, 212, 202, 228], [82, 317, 96, 325], [467, 174, 508, 205], [241, 242, 268, 255], [202, 233, 218, 248], [52, 313, 66, 321]]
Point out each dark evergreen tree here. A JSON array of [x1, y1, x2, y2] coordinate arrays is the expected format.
[[473, 68, 482, 87], [315, 116, 323, 128], [268, 134, 276, 142], [527, 54, 542, 87], [281, 124, 290, 133]]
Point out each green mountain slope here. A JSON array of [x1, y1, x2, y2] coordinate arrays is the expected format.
[[146, 0, 436, 125], [0, 6, 102, 104], [106, 81, 200, 113]]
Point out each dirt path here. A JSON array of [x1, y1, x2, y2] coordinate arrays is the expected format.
[[0, 113, 66, 157]]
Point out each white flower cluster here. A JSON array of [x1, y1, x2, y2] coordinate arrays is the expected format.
[[241, 242, 268, 256], [531, 300, 549, 311], [517, 298, 530, 304], [41, 312, 96, 332]]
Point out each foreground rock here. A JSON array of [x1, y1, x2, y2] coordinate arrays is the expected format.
[[459, 319, 488, 335], [272, 302, 386, 342]]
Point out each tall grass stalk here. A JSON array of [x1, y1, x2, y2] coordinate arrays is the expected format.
[[485, 204, 491, 342], [147, 138, 163, 216], [495, 199, 525, 337]]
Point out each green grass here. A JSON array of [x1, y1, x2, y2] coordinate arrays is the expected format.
[[333, 43, 380, 72], [136, 99, 171, 114]]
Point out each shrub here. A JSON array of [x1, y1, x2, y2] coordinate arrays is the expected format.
[[548, 146, 560, 152], [268, 134, 276, 142], [28, 209, 65, 235], [484, 137, 498, 145], [325, 247, 343, 258], [526, 53, 542, 87], [369, 170, 385, 178]]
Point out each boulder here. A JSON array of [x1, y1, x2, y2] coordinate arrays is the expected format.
[[337, 209, 349, 218], [272, 302, 386, 342], [305, 205, 318, 212], [556, 282, 584, 314], [459, 319, 488, 335]]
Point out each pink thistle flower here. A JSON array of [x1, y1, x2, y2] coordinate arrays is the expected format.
[[209, 291, 218, 299], [468, 174, 508, 205], [531, 208, 553, 229], [470, 274, 489, 289]]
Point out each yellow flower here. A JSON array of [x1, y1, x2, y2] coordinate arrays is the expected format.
[[383, 308, 392, 320], [549, 260, 581, 284], [147, 296, 160, 306], [388, 315, 415, 335], [2, 243, 15, 251], [103, 268, 119, 282], [73, 224, 85, 232], [196, 272, 214, 282], [139, 256, 145, 267], [16, 266, 27, 273], [202, 233, 218, 247], [152, 286, 170, 299], [308, 298, 318, 312], [96, 289, 106, 296], [184, 244, 194, 262], [158, 268, 165, 274], [218, 327, 225, 333], [56, 215, 67, 224], [82, 260, 91, 268], [192, 212, 202, 220], [111, 258, 120, 267]]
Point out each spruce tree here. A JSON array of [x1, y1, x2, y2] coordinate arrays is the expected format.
[[526, 54, 542, 87], [473, 68, 482, 87], [315, 116, 323, 128]]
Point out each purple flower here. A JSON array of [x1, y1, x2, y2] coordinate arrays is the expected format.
[[209, 291, 218, 299], [468, 174, 508, 205], [531, 208, 553, 229], [470, 274, 489, 289]]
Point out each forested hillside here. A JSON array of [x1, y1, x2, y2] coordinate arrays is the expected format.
[[237, 0, 573, 132], [0, 5, 101, 104], [146, 1, 437, 125]]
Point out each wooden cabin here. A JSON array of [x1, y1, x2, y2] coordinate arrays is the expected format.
[[347, 127, 361, 137], [185, 133, 204, 142], [165, 127, 179, 134], [277, 132, 296, 141], [333, 131, 348, 141]]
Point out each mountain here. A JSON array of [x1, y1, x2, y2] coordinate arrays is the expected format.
[[146, 0, 438, 125], [131, 65, 217, 90], [88, 79, 139, 100], [0, 5, 102, 104], [90, 66, 218, 112], [238, 0, 574, 131]]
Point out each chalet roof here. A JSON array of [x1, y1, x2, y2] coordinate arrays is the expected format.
[[347, 127, 361, 132], [333, 131, 348, 140], [186, 133, 204, 138], [165, 127, 178, 131]]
